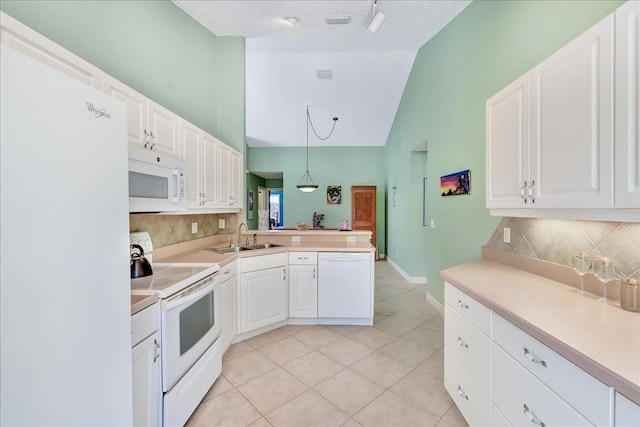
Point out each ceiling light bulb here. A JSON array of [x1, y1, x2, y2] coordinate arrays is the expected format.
[[282, 16, 299, 26], [368, 10, 386, 34]]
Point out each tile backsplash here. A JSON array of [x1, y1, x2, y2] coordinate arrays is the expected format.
[[129, 213, 242, 249], [487, 218, 640, 280]]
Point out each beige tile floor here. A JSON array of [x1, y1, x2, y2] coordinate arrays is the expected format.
[[186, 260, 468, 427]]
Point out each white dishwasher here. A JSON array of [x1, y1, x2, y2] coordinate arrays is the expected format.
[[318, 252, 373, 323]]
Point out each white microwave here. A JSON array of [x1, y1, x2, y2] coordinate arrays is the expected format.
[[128, 146, 186, 213]]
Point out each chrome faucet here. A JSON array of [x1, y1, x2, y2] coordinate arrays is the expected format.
[[238, 222, 249, 245]]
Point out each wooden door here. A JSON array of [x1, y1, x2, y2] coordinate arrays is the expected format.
[[351, 186, 376, 250]]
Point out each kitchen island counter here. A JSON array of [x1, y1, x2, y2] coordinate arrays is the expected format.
[[441, 254, 640, 405]]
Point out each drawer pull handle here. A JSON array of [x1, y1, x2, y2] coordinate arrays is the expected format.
[[153, 339, 160, 363], [523, 404, 545, 427], [457, 337, 469, 349], [456, 385, 469, 400], [457, 300, 469, 310], [523, 348, 547, 367]]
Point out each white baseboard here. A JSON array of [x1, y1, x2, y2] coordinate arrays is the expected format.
[[386, 257, 427, 284], [425, 291, 444, 315]]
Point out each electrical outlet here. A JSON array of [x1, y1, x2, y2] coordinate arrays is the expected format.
[[503, 227, 511, 244], [292, 236, 301, 243], [347, 236, 356, 243], [218, 219, 225, 229], [192, 222, 198, 234], [430, 219, 435, 229]]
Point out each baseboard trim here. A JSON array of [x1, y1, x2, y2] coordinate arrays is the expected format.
[[425, 291, 444, 315], [386, 257, 428, 284]]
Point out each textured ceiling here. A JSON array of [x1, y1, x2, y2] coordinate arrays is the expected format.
[[172, 0, 471, 147]]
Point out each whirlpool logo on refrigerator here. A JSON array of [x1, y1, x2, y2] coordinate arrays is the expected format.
[[86, 102, 111, 119]]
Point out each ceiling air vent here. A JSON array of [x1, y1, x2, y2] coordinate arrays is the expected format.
[[325, 16, 351, 25], [317, 70, 333, 80]]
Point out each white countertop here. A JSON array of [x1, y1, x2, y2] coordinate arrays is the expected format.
[[441, 259, 640, 405]]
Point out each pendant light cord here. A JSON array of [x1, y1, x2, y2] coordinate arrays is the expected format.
[[307, 106, 338, 142]]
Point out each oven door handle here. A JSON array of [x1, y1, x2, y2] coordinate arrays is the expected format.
[[165, 276, 221, 311]]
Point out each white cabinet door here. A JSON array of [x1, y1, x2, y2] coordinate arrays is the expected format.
[[615, 1, 640, 208], [216, 143, 231, 207], [132, 332, 160, 427], [0, 12, 102, 88], [486, 74, 530, 209], [230, 148, 243, 208], [530, 14, 614, 208], [202, 132, 219, 208], [616, 391, 640, 427], [148, 101, 180, 159], [289, 264, 317, 318], [102, 75, 149, 148], [181, 119, 203, 209], [220, 265, 237, 355], [239, 266, 287, 333]]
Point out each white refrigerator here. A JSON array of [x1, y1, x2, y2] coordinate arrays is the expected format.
[[0, 46, 133, 425]]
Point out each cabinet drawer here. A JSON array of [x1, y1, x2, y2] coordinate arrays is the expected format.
[[444, 302, 491, 395], [241, 252, 287, 273], [131, 303, 158, 347], [492, 313, 609, 426], [616, 392, 640, 427], [444, 347, 492, 427], [493, 344, 591, 427], [288, 251, 317, 265], [444, 282, 491, 336], [220, 260, 237, 281]]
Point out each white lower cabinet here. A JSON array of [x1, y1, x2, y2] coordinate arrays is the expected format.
[[443, 282, 620, 426], [444, 347, 492, 426], [238, 253, 288, 334], [131, 303, 161, 427], [493, 343, 591, 426], [288, 252, 317, 321], [616, 391, 640, 427], [219, 262, 237, 355]]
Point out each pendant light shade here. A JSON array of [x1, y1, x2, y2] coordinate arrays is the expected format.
[[297, 106, 338, 193]]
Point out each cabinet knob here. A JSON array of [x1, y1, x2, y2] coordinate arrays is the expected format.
[[313, 267, 316, 279], [457, 336, 469, 349], [283, 268, 287, 281], [153, 339, 160, 363], [528, 179, 536, 204]]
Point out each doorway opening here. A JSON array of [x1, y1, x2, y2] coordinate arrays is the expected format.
[[269, 189, 284, 228]]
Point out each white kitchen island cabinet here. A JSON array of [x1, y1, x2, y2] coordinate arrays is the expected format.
[[318, 252, 373, 325], [131, 303, 161, 427], [238, 253, 288, 337]]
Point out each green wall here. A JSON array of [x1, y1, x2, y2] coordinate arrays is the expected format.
[[245, 173, 265, 230], [386, 0, 624, 304], [248, 146, 386, 254], [1, 0, 245, 150]]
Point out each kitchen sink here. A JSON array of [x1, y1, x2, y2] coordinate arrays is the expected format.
[[205, 242, 286, 254]]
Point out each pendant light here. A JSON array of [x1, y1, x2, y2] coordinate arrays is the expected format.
[[297, 106, 338, 192]]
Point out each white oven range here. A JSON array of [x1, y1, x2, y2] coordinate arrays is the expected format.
[[132, 262, 222, 427]]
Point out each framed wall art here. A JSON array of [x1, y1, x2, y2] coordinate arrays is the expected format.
[[327, 185, 342, 204], [441, 170, 470, 196]]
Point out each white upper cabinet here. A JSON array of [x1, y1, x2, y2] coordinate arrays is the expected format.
[[230, 148, 243, 209], [148, 101, 181, 159], [182, 120, 220, 209], [486, 74, 530, 209], [0, 12, 102, 88], [102, 74, 148, 148], [486, 5, 640, 220], [216, 143, 231, 207], [530, 15, 614, 208], [102, 75, 181, 159], [615, 1, 640, 208]]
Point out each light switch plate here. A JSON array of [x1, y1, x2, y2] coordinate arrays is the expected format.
[[430, 219, 435, 229], [218, 219, 225, 229], [192, 222, 198, 234], [503, 227, 510, 244]]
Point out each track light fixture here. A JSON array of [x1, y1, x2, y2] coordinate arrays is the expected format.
[[368, 0, 386, 34], [297, 106, 339, 193]]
